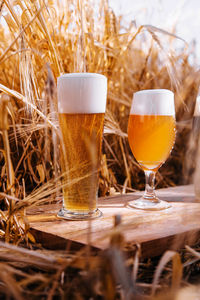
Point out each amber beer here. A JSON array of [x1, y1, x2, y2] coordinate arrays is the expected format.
[[57, 73, 107, 220], [128, 115, 176, 171], [59, 113, 104, 211]]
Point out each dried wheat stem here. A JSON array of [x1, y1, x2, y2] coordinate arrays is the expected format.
[[0, 6, 44, 63], [0, 83, 58, 131]]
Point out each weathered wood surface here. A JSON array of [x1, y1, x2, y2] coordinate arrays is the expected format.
[[28, 185, 200, 257]]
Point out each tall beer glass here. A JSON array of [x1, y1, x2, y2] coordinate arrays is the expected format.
[[128, 89, 176, 210], [57, 73, 107, 220]]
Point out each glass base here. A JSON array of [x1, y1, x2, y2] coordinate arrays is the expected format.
[[57, 207, 102, 220], [128, 197, 171, 211]]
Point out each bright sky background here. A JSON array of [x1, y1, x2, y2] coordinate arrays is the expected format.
[[110, 0, 200, 64]]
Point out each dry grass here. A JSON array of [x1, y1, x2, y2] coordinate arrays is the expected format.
[[0, 228, 199, 299], [0, 0, 200, 298]]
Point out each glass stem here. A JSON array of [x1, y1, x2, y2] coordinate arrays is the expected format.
[[143, 170, 158, 201]]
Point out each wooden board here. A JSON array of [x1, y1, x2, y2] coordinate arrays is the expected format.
[[28, 185, 200, 257]]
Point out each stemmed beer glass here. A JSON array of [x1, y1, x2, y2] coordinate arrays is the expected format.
[[128, 89, 176, 210]]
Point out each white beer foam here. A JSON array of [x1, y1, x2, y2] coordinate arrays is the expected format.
[[130, 89, 175, 116], [57, 73, 107, 113], [194, 95, 200, 116]]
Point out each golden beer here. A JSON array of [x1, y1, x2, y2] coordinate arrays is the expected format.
[[59, 113, 104, 212], [57, 73, 107, 219], [128, 114, 176, 171]]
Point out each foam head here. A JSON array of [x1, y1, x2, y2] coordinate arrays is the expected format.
[[57, 73, 107, 113], [130, 89, 175, 116]]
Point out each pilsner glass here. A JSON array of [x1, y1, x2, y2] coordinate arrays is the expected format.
[[128, 89, 176, 210], [57, 73, 107, 220]]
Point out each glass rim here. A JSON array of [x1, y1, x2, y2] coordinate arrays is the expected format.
[[133, 89, 174, 96], [58, 72, 106, 80]]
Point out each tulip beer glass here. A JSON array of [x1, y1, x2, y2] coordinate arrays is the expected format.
[[57, 73, 107, 219], [128, 89, 176, 210]]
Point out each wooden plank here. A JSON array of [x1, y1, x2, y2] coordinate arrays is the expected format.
[[28, 185, 200, 257]]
